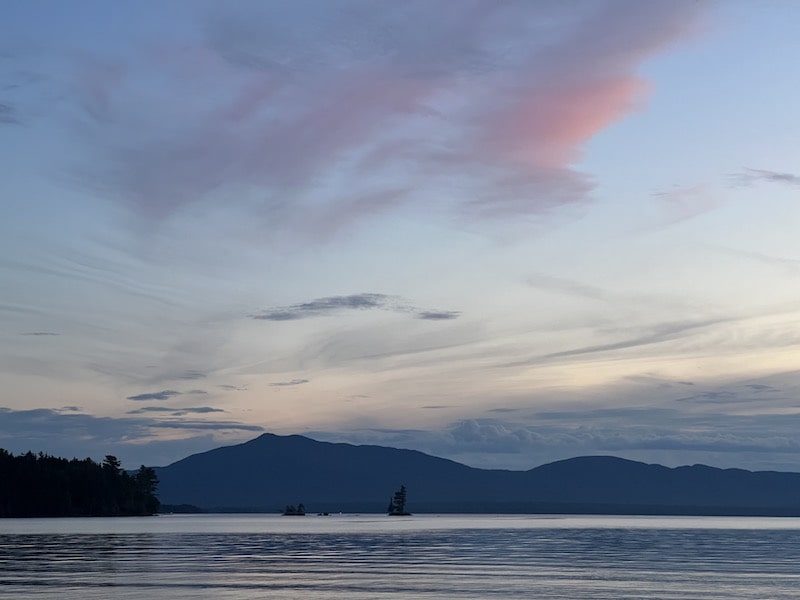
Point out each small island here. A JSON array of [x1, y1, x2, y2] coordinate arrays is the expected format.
[[282, 503, 306, 516], [387, 485, 411, 516]]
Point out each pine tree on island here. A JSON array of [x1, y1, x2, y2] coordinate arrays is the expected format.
[[387, 484, 411, 516]]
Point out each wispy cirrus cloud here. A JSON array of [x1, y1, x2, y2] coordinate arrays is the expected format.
[[545, 319, 724, 360], [12, 0, 705, 230], [527, 273, 610, 301], [652, 184, 719, 226], [218, 384, 247, 392], [175, 370, 206, 380], [731, 168, 800, 188], [708, 246, 800, 276], [507, 317, 732, 366]]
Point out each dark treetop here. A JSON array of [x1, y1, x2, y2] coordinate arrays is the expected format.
[[0, 449, 159, 517]]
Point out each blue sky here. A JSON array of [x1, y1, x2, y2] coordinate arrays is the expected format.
[[3, 0, 800, 471]]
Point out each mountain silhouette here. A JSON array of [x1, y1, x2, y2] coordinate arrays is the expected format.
[[154, 433, 800, 515]]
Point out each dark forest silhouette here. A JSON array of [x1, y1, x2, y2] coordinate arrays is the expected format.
[[0, 449, 159, 517]]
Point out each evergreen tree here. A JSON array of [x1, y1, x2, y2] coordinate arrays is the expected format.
[[0, 449, 160, 517], [388, 484, 410, 515]]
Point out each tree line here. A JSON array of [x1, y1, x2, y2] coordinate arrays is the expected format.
[[0, 449, 159, 517]]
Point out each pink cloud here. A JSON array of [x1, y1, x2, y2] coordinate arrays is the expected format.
[[62, 1, 706, 228], [492, 77, 650, 169]]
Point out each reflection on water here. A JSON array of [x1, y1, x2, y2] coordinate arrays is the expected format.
[[2, 515, 800, 599]]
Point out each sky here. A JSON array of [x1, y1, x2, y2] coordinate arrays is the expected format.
[[2, 0, 800, 472]]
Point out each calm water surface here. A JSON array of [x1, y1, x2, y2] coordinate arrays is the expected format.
[[2, 514, 799, 599]]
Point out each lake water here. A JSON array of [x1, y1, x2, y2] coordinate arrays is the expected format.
[[2, 514, 800, 598]]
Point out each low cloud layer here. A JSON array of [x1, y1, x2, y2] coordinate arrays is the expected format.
[[0, 407, 263, 467], [309, 405, 800, 473]]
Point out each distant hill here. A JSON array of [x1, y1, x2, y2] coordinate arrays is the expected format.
[[154, 433, 800, 515]]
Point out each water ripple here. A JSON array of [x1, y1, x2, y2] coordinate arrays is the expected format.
[[2, 518, 800, 599]]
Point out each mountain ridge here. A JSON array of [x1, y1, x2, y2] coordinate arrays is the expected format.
[[154, 433, 800, 515]]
